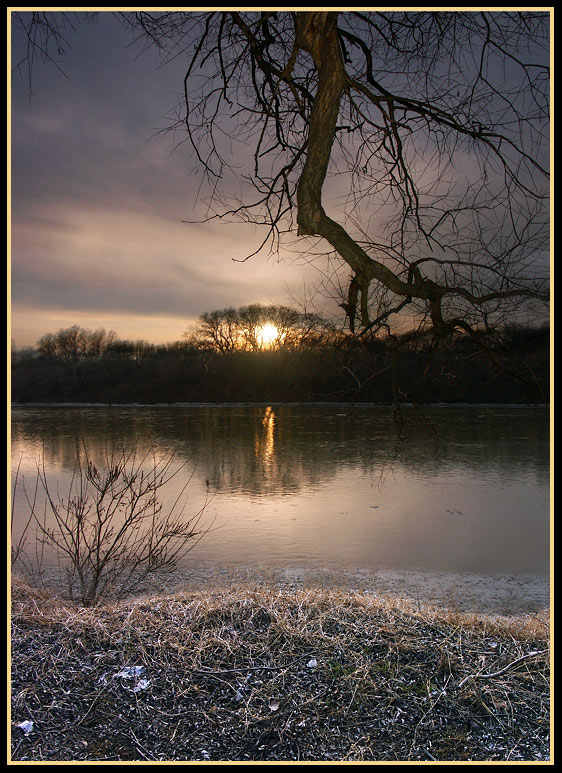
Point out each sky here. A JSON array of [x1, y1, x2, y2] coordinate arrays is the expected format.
[[9, 11, 551, 351], [9, 12, 324, 349]]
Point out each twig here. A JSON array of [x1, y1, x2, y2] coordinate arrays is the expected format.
[[458, 649, 548, 689], [195, 664, 288, 675]]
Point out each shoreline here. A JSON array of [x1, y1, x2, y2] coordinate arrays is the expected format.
[[11, 401, 549, 408], [65, 564, 550, 618], [13, 564, 550, 618]]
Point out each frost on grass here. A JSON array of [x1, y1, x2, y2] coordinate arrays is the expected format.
[[11, 578, 550, 762]]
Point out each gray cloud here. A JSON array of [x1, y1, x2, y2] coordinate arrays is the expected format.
[[11, 14, 321, 346]]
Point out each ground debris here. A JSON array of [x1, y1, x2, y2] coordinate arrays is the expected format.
[[10, 578, 550, 762]]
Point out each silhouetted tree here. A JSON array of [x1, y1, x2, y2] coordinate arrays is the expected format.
[[121, 10, 549, 343], [265, 304, 330, 349], [36, 326, 117, 361], [196, 308, 241, 354], [36, 332, 58, 359], [188, 303, 331, 352], [13, 11, 550, 344]]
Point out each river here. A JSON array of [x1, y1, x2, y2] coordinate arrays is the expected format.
[[11, 404, 550, 611]]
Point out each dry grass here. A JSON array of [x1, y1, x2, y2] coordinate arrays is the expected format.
[[10, 576, 550, 762]]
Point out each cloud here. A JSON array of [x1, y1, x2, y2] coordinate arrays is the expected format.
[[10, 14, 325, 347]]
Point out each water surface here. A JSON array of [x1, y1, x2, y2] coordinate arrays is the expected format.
[[11, 404, 550, 582]]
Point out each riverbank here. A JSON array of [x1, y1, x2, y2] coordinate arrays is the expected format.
[[15, 564, 551, 617], [11, 576, 550, 762], [136, 565, 551, 617]]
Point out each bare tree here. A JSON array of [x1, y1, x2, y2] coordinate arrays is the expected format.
[[35, 325, 118, 360], [13, 10, 550, 342], [86, 327, 118, 358], [195, 307, 241, 354], [188, 303, 331, 352], [36, 332, 58, 359], [266, 304, 330, 349], [123, 10, 549, 342], [11, 10, 96, 93]]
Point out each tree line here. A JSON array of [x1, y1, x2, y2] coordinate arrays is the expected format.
[[11, 305, 550, 406], [14, 305, 332, 364]]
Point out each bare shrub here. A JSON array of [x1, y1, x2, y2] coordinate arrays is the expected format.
[[12, 444, 213, 606]]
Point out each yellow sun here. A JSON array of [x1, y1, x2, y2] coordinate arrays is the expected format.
[[257, 323, 279, 349]]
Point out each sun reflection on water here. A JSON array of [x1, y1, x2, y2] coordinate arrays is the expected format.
[[255, 406, 275, 465]]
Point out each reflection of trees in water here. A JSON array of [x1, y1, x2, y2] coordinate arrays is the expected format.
[[11, 406, 549, 497], [394, 407, 549, 481], [11, 408, 154, 474], [179, 406, 348, 496]]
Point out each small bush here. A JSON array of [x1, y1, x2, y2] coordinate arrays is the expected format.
[[12, 444, 213, 606]]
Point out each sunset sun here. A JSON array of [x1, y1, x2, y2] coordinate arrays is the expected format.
[[257, 323, 279, 349]]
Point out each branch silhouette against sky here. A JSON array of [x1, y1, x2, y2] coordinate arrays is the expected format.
[[10, 10, 550, 347]]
